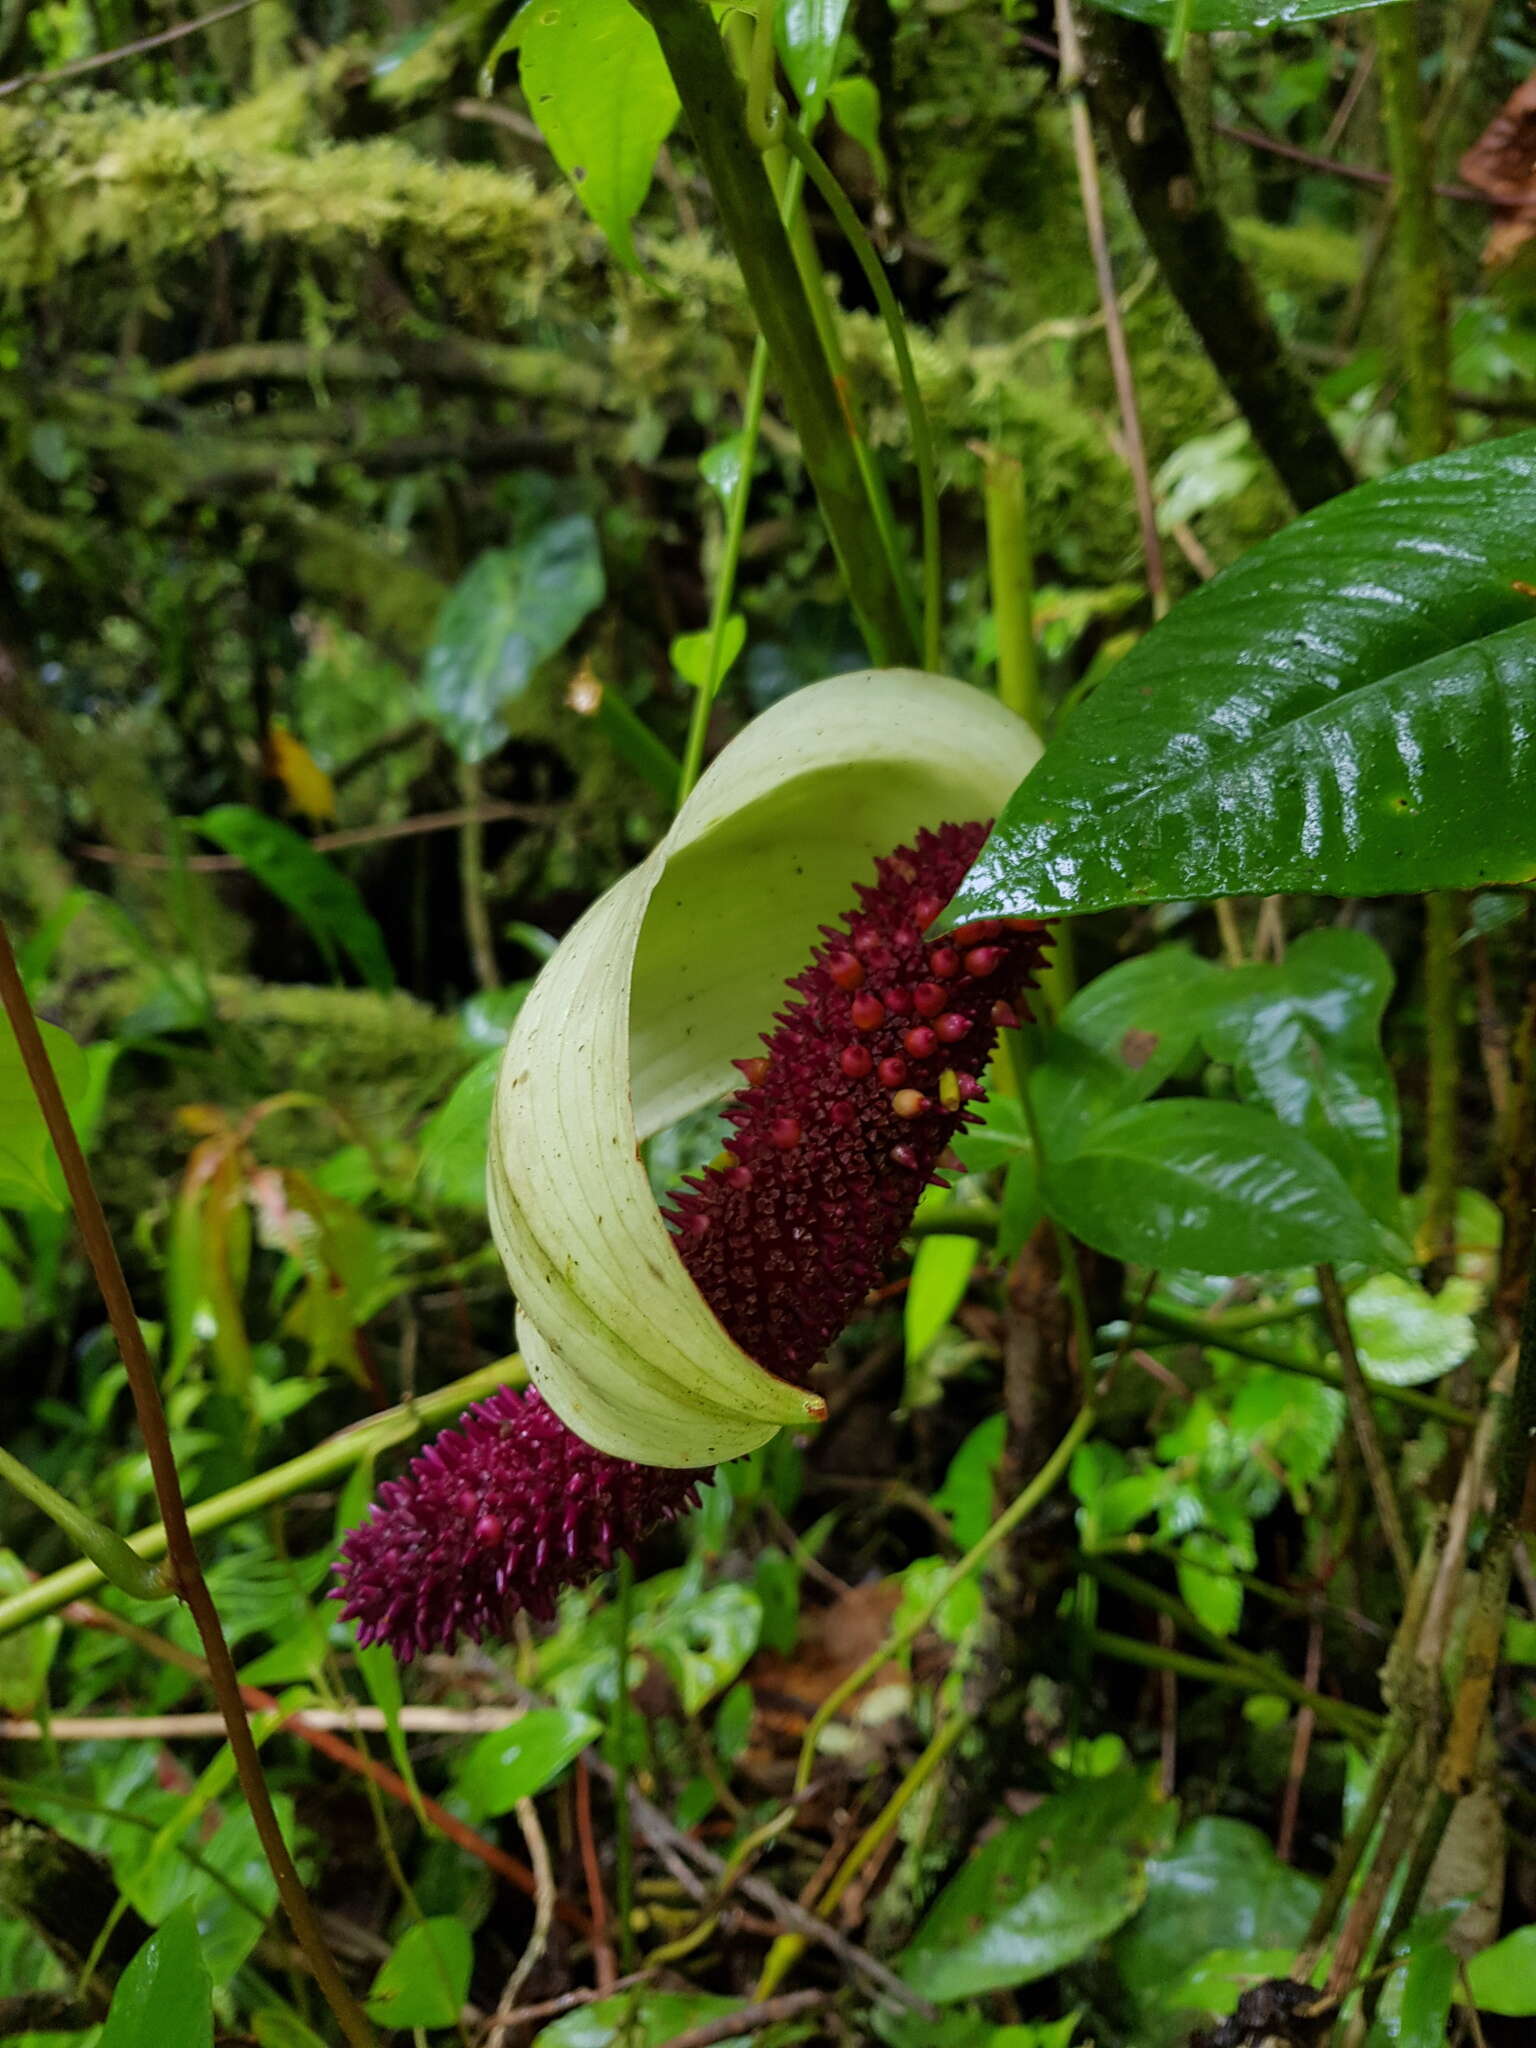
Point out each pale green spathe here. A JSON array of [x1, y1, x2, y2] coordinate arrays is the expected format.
[[489, 669, 1040, 1467]]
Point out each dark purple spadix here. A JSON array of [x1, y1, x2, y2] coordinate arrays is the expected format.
[[336, 821, 1047, 1657]]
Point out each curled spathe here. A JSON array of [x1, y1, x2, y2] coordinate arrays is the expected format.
[[488, 669, 1040, 1468]]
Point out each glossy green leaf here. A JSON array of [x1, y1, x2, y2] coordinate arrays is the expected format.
[[673, 615, 746, 689], [777, 0, 852, 121], [903, 1773, 1172, 2001], [905, 1233, 979, 1364], [933, 1413, 1005, 1549], [1035, 945, 1217, 1150], [418, 1053, 498, 1210], [0, 1549, 59, 1712], [457, 1707, 600, 1817], [1040, 1099, 1384, 1275], [1080, 0, 1411, 35], [1176, 1529, 1244, 1637], [1464, 1924, 1536, 2014], [948, 436, 1536, 924], [196, 806, 392, 993], [512, 0, 679, 269], [639, 1577, 763, 1715], [422, 519, 604, 764], [0, 1013, 89, 1209], [827, 77, 887, 183], [1396, 1939, 1457, 2048], [1114, 1817, 1319, 2018], [100, 1905, 212, 2048], [1345, 1273, 1478, 1386], [365, 1917, 473, 2028], [1201, 929, 1401, 1231]]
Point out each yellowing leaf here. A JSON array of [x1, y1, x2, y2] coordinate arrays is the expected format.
[[264, 723, 336, 824]]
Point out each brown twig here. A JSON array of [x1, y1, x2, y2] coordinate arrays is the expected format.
[[1074, 5, 1355, 512], [1315, 1264, 1412, 1591], [76, 801, 556, 872], [652, 1990, 831, 2048], [0, 918, 375, 2046], [1009, 26, 1488, 203], [575, 1758, 618, 1993], [64, 1596, 592, 1931], [1275, 1619, 1322, 1863], [0, 0, 264, 96], [1056, 0, 1165, 615]]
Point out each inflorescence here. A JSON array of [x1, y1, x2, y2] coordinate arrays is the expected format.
[[335, 821, 1047, 1658]]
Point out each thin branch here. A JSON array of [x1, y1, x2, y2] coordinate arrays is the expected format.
[[1056, 0, 1166, 614], [652, 1991, 831, 2048], [63, 1597, 593, 1932], [0, 1705, 546, 1740], [1074, 5, 1355, 511], [0, 0, 263, 97], [0, 918, 375, 2047], [1316, 1263, 1413, 1591], [76, 801, 556, 872]]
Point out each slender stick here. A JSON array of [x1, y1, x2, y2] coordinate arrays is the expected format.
[[634, 0, 917, 668], [611, 1554, 638, 1972], [0, 0, 263, 97], [0, 919, 375, 2046], [1056, 0, 1166, 617], [1139, 1296, 1475, 1427], [1316, 1264, 1412, 1591], [795, 1402, 1095, 1791], [1376, 3, 1451, 463], [1376, 6, 1459, 1278], [1073, 5, 1354, 512], [677, 337, 770, 805], [774, 119, 943, 670], [1423, 888, 1459, 1266], [754, 1712, 968, 1998]]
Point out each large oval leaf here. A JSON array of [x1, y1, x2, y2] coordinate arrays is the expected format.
[[946, 435, 1536, 924], [1040, 1098, 1385, 1274], [1083, 0, 1398, 28], [902, 1772, 1173, 2002]]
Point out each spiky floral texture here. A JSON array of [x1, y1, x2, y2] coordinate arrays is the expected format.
[[336, 821, 1047, 1656]]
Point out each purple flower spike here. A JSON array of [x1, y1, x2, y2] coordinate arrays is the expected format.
[[335, 820, 1048, 1657]]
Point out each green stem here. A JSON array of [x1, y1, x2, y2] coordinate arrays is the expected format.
[[677, 336, 770, 805], [635, 0, 918, 669], [1375, 1, 1451, 463], [0, 1358, 522, 1641], [755, 1711, 967, 1999], [1084, 1557, 1377, 1743], [0, 1445, 167, 1604], [1139, 1296, 1475, 1428], [977, 445, 1041, 736], [775, 120, 942, 670], [794, 1401, 1095, 1790], [1165, 0, 1196, 67], [1088, 1629, 1378, 1742]]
